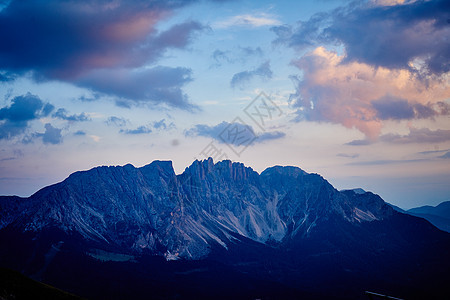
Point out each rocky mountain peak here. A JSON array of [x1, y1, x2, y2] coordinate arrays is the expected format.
[[0, 158, 399, 260]]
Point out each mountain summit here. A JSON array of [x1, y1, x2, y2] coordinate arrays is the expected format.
[[1, 158, 393, 259], [1, 158, 449, 299]]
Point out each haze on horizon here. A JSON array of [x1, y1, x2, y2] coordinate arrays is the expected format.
[[0, 0, 449, 210]]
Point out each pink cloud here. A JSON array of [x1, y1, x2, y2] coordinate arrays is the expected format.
[[0, 0, 205, 108], [291, 47, 450, 140]]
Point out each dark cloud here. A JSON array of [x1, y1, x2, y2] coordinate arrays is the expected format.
[[211, 46, 263, 68], [185, 121, 284, 145], [0, 1, 201, 78], [29, 123, 63, 145], [372, 95, 448, 120], [0, 93, 53, 139], [0, 1, 204, 109], [106, 116, 127, 127], [0, 93, 52, 122], [41, 123, 62, 144], [272, 12, 328, 49], [337, 153, 359, 158], [53, 108, 90, 122], [274, 0, 450, 75], [380, 128, 450, 144], [78, 66, 196, 109], [73, 130, 86, 136], [345, 139, 372, 146], [230, 61, 272, 89], [372, 96, 415, 120], [120, 126, 152, 135], [258, 130, 286, 142], [153, 119, 175, 130], [119, 118, 175, 135]]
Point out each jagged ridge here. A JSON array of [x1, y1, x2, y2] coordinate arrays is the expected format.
[[1, 158, 394, 260]]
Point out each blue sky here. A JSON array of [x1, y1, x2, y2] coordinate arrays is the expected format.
[[0, 0, 449, 209]]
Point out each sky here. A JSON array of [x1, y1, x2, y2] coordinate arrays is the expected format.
[[0, 0, 449, 209]]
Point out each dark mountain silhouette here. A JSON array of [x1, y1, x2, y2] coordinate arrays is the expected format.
[[0, 158, 449, 299], [406, 201, 450, 233]]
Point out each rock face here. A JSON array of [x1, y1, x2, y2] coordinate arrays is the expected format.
[[1, 158, 449, 299], [2, 158, 394, 260]]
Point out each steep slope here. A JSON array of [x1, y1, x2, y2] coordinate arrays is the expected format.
[[0, 158, 449, 299]]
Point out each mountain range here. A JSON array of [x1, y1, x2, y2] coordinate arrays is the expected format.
[[0, 158, 449, 299]]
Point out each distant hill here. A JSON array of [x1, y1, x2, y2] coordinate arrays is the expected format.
[[407, 201, 450, 233]]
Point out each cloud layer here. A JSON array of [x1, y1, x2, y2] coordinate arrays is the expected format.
[[0, 0, 204, 109], [290, 47, 450, 139], [273, 0, 450, 75], [272, 0, 450, 139]]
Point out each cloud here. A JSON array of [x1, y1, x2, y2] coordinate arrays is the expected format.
[[185, 121, 285, 145], [418, 148, 450, 155], [371, 96, 415, 120], [240, 46, 263, 57], [119, 118, 175, 135], [41, 123, 62, 144], [380, 128, 450, 144], [0, 93, 54, 139], [212, 49, 232, 66], [347, 158, 425, 166], [53, 108, 90, 122], [28, 123, 63, 145], [0, 93, 53, 122], [337, 153, 359, 158], [106, 116, 127, 127], [152, 119, 175, 130], [290, 47, 450, 139], [120, 126, 152, 135], [345, 139, 372, 146], [230, 61, 273, 89], [0, 1, 204, 109], [258, 130, 286, 142], [347, 128, 450, 146], [439, 151, 450, 159], [78, 66, 196, 109], [0, 71, 16, 82], [215, 13, 280, 28], [74, 130, 86, 136], [211, 46, 263, 68], [274, 0, 450, 75]]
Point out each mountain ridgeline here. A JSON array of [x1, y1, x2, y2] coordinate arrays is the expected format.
[[0, 158, 449, 299]]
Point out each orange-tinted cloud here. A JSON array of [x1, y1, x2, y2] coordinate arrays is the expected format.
[[291, 47, 450, 139], [0, 0, 204, 108]]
